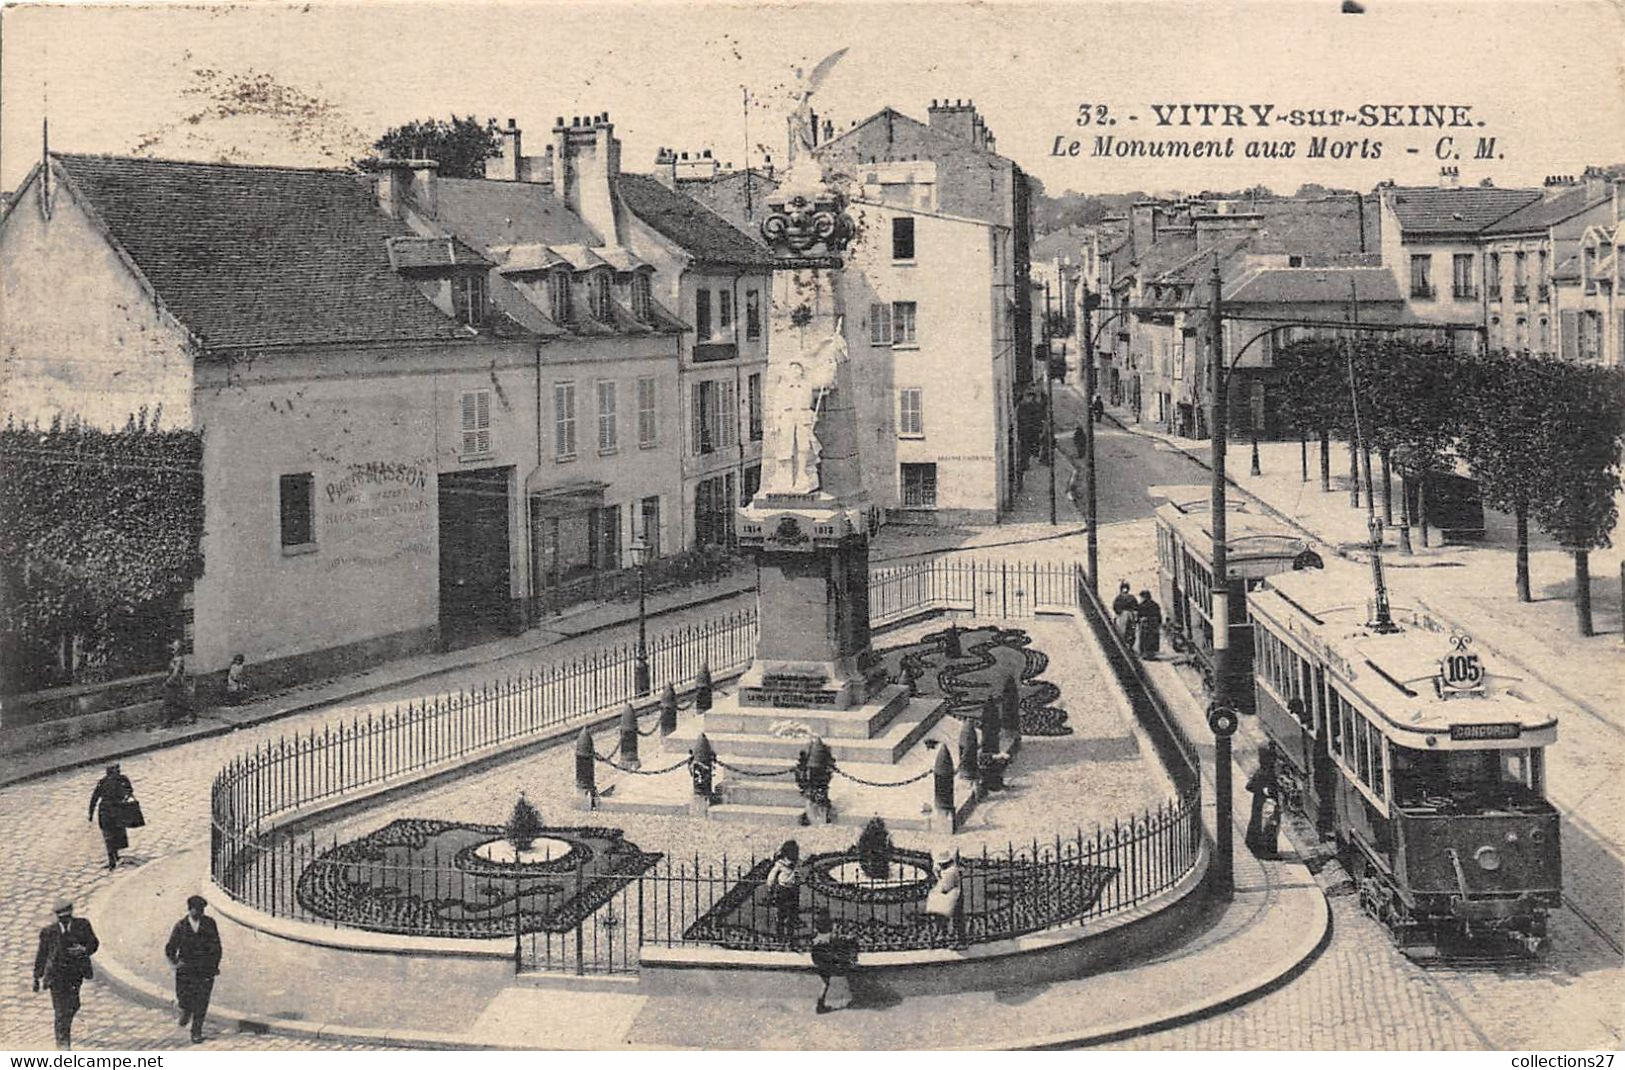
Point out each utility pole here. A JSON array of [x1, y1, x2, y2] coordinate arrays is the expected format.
[[1080, 281, 1099, 593], [1045, 281, 1057, 525], [1206, 256, 1236, 901]]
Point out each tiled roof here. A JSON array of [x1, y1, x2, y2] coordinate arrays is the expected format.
[[616, 173, 772, 268], [1157, 235, 1251, 284], [1385, 186, 1541, 236], [432, 177, 602, 249], [386, 235, 492, 271], [1225, 267, 1403, 305], [54, 154, 478, 350], [1481, 186, 1607, 235]]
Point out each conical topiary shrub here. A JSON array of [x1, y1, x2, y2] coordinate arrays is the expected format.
[[506, 793, 545, 854], [857, 816, 894, 880]]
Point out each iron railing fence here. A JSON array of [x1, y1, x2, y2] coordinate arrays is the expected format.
[[210, 556, 1207, 974]]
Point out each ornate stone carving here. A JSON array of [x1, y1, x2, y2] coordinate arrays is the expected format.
[[760, 182, 855, 258]]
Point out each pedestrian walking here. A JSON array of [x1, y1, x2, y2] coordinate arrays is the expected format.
[[924, 847, 964, 945], [165, 895, 222, 1044], [1111, 581, 1139, 639], [1245, 744, 1283, 858], [1071, 425, 1085, 458], [33, 899, 98, 1051], [161, 641, 194, 727], [809, 909, 858, 1015], [1136, 590, 1163, 659], [88, 763, 137, 870], [224, 654, 250, 706], [765, 839, 802, 941], [1091, 394, 1104, 423]]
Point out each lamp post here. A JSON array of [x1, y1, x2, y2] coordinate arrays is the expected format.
[[1207, 258, 1236, 901], [631, 533, 651, 697]]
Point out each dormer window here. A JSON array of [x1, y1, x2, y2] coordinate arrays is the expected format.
[[591, 271, 613, 321], [549, 270, 574, 324], [452, 273, 487, 328], [632, 274, 653, 322]]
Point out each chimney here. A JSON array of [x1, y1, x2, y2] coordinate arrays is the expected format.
[[672, 149, 719, 182], [1129, 201, 1157, 257], [1544, 172, 1579, 201], [763, 153, 774, 179], [553, 112, 622, 244], [927, 98, 980, 146], [484, 119, 522, 182], [653, 147, 679, 189], [1438, 165, 1460, 189], [1581, 165, 1612, 204], [374, 155, 437, 220]]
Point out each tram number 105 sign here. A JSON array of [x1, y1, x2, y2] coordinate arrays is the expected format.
[[1436, 635, 1486, 697]]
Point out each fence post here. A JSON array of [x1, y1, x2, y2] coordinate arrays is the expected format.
[[695, 664, 713, 713], [932, 745, 956, 832], [659, 683, 678, 735], [574, 728, 597, 810], [618, 703, 640, 770]]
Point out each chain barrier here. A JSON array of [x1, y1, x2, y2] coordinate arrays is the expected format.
[[593, 752, 694, 776], [713, 757, 798, 777], [831, 765, 934, 788]]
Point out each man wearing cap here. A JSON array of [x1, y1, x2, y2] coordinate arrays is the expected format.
[[33, 899, 99, 1050], [164, 895, 222, 1044]]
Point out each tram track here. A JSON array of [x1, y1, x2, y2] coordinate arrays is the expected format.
[[1564, 895, 1624, 958]]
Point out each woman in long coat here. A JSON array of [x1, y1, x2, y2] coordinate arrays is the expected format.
[[1245, 745, 1282, 857], [88, 764, 135, 869], [1111, 581, 1139, 639], [1136, 591, 1163, 659]]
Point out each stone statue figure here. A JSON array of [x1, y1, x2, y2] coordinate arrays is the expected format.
[[786, 48, 848, 167], [762, 320, 846, 496]]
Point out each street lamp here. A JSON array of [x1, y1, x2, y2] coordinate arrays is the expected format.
[[631, 533, 651, 697]]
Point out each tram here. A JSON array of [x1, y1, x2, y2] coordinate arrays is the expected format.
[[1154, 491, 1322, 710], [1247, 568, 1562, 955]]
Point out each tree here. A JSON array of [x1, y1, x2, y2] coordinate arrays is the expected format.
[[369, 115, 502, 179], [856, 817, 893, 880], [1456, 353, 1560, 602], [505, 793, 545, 855], [1353, 339, 1460, 553], [1, 413, 204, 690], [1275, 337, 1349, 494], [1528, 362, 1625, 635]]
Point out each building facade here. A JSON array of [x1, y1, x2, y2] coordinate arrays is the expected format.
[[1, 150, 685, 689]]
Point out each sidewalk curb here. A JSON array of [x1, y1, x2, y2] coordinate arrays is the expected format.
[[0, 583, 757, 791]]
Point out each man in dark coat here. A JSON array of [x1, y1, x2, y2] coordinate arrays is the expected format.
[[88, 764, 134, 869], [33, 899, 99, 1050], [1136, 590, 1164, 658], [164, 895, 222, 1044], [809, 909, 858, 1015], [1111, 581, 1139, 638]]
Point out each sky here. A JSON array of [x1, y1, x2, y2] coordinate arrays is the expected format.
[[2, 0, 1623, 196]]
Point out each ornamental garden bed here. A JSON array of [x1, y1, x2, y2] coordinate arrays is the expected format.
[[293, 818, 660, 937], [681, 846, 1117, 953], [875, 625, 1071, 736]]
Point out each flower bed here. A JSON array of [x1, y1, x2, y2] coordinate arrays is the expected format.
[[875, 626, 1071, 736], [293, 818, 660, 938], [679, 847, 1116, 952]]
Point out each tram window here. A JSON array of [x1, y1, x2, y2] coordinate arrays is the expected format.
[[1326, 687, 1342, 755], [1370, 730, 1385, 797], [1499, 750, 1530, 787], [1354, 718, 1372, 785]]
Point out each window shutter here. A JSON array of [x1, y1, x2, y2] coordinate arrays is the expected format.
[[476, 391, 491, 454], [1560, 310, 1580, 360], [870, 303, 891, 346]]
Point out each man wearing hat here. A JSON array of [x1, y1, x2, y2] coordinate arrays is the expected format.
[[33, 899, 99, 1050], [164, 895, 222, 1044]]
